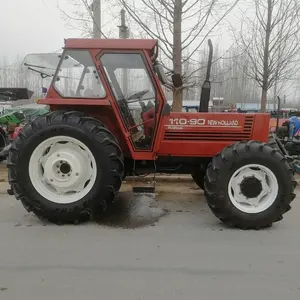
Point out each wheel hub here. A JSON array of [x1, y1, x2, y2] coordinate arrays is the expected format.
[[29, 136, 97, 204], [59, 161, 71, 175], [240, 177, 262, 198], [42, 144, 93, 194], [228, 164, 279, 214]]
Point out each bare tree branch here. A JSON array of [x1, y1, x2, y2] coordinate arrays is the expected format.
[[116, 0, 240, 111], [232, 0, 300, 111], [57, 0, 110, 38]]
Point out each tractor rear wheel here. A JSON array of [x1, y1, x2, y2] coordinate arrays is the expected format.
[[8, 111, 124, 224], [204, 141, 296, 230]]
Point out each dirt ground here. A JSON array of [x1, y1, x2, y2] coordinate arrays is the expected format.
[[0, 188, 300, 299], [0, 164, 300, 299]]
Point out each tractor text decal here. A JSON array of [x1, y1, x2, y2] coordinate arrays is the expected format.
[[166, 118, 240, 129]]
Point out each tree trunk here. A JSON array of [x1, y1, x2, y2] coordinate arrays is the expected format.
[[172, 89, 183, 112], [261, 0, 273, 112], [261, 88, 267, 112], [172, 0, 182, 112]]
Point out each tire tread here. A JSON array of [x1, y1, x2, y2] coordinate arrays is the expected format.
[[8, 110, 124, 224], [204, 141, 296, 230]]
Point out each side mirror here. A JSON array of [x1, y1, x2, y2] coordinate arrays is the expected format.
[[172, 73, 183, 88], [154, 63, 168, 85]]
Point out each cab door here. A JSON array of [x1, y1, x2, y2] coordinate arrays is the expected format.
[[98, 51, 162, 151]]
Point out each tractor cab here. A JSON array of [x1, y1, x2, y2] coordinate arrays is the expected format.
[[39, 39, 171, 155]]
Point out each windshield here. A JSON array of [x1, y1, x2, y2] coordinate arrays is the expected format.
[[53, 50, 106, 98]]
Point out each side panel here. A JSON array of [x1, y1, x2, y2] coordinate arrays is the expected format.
[[251, 113, 270, 142], [156, 112, 270, 157]]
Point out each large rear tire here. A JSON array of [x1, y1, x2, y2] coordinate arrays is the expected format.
[[204, 141, 297, 230], [8, 111, 124, 224]]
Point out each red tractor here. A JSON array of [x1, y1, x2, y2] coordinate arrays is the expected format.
[[8, 38, 296, 229]]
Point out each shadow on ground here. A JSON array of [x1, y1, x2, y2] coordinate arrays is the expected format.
[[95, 191, 169, 229]]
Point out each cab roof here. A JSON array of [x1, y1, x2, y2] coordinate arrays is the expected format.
[[64, 38, 158, 51]]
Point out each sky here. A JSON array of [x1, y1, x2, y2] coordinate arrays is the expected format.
[[0, 0, 235, 63], [1, 0, 297, 102], [0, 0, 78, 62]]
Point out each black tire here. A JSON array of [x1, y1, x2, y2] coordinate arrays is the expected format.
[[0, 144, 11, 162], [0, 127, 9, 162], [268, 133, 279, 149], [192, 171, 205, 190], [204, 141, 297, 230], [191, 164, 208, 190], [8, 110, 124, 224]]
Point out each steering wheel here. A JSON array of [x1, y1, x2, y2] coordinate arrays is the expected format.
[[127, 89, 149, 103]]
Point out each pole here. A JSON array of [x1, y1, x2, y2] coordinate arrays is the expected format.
[[92, 0, 101, 38], [199, 39, 213, 112], [119, 9, 129, 38], [276, 96, 281, 132], [118, 9, 129, 96], [273, 9, 282, 109]]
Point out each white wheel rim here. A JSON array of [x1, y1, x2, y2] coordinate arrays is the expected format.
[[228, 164, 278, 214], [29, 136, 97, 204]]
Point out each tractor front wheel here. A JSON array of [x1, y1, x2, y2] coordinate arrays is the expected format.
[[204, 141, 297, 230], [8, 111, 124, 224], [191, 164, 208, 190], [191, 171, 204, 190]]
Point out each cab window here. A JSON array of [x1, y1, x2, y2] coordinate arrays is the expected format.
[[100, 52, 158, 150], [53, 50, 106, 98]]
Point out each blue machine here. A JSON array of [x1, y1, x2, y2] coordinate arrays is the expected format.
[[288, 116, 300, 138], [284, 116, 300, 173]]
